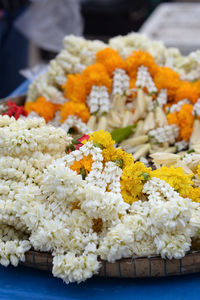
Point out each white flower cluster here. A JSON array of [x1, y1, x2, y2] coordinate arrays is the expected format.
[[0, 103, 7, 113], [136, 66, 157, 94], [87, 85, 110, 115], [52, 253, 100, 284], [193, 98, 200, 116], [99, 178, 200, 261], [27, 35, 106, 103], [175, 140, 188, 152], [109, 32, 200, 80], [1, 116, 200, 284], [149, 125, 179, 144], [61, 115, 92, 134], [156, 89, 167, 107], [48, 111, 61, 127], [182, 153, 200, 172], [109, 32, 166, 64], [112, 68, 130, 96], [169, 99, 190, 113], [0, 116, 70, 158]]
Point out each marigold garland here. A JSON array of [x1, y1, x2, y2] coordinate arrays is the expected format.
[[175, 81, 200, 104], [60, 101, 90, 123], [151, 166, 193, 198], [89, 130, 115, 149], [167, 104, 194, 141], [96, 47, 126, 76], [154, 67, 180, 101], [70, 155, 93, 176], [125, 50, 158, 79], [121, 161, 151, 204], [25, 96, 60, 123], [62, 74, 86, 103]]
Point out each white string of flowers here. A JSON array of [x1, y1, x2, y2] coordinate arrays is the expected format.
[[149, 124, 179, 144], [61, 115, 92, 134], [0, 116, 200, 284], [136, 66, 157, 94], [169, 99, 190, 113], [112, 68, 130, 96], [87, 85, 110, 115]]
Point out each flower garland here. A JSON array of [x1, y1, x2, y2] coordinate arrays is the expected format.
[[23, 35, 200, 151], [1, 116, 200, 284]]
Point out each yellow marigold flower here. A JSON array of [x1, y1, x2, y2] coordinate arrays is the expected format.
[[151, 166, 193, 198], [154, 66, 180, 101], [89, 130, 115, 149], [188, 186, 200, 203], [197, 165, 200, 178], [96, 48, 126, 76], [103, 147, 134, 168], [121, 162, 151, 204], [25, 96, 60, 123], [125, 50, 158, 79], [60, 101, 90, 123], [70, 156, 93, 176]]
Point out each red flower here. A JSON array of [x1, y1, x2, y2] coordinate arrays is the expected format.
[[2, 100, 28, 120], [77, 134, 90, 143]]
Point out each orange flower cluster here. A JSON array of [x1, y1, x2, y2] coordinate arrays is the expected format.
[[153, 67, 180, 101], [174, 81, 200, 104], [60, 101, 90, 123], [70, 155, 93, 175], [125, 50, 158, 79], [96, 48, 126, 76], [167, 104, 194, 141], [62, 63, 112, 103], [25, 96, 60, 123]]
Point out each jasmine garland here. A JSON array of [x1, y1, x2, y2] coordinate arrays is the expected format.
[[1, 116, 200, 284]]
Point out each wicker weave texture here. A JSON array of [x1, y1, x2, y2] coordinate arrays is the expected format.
[[21, 250, 200, 278]]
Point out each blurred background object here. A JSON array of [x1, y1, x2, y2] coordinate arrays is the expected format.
[[140, 2, 200, 55], [1, 0, 200, 97], [0, 0, 29, 98]]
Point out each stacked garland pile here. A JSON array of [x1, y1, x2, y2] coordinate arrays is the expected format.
[[3, 33, 198, 160], [1, 115, 200, 284]]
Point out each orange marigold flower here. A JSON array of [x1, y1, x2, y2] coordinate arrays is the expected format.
[[177, 104, 194, 141], [167, 112, 179, 126], [62, 74, 87, 103], [125, 50, 158, 79], [96, 48, 126, 76], [60, 101, 90, 123], [154, 66, 180, 101], [167, 104, 194, 141], [82, 63, 112, 94], [175, 81, 199, 104], [25, 96, 60, 123], [70, 155, 93, 176]]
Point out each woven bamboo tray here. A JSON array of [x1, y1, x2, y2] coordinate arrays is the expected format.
[[21, 250, 200, 278], [3, 94, 200, 278]]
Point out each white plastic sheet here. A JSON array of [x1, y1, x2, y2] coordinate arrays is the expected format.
[[15, 0, 83, 52]]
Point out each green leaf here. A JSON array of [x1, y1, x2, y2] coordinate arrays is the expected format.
[[80, 168, 87, 180], [140, 172, 150, 182], [113, 159, 124, 168], [111, 125, 135, 143], [187, 149, 195, 154]]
